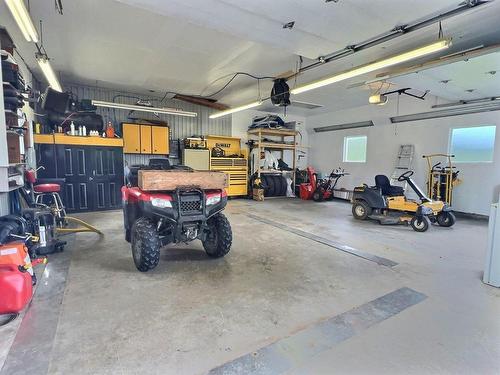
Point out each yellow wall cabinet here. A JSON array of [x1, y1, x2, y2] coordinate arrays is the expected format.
[[123, 123, 140, 153], [123, 123, 169, 155], [152, 126, 169, 154], [140, 125, 152, 153]]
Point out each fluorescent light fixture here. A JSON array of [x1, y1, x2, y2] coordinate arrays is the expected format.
[[432, 96, 500, 109], [36, 54, 62, 92], [5, 0, 39, 42], [291, 39, 451, 95], [390, 103, 500, 123], [313, 121, 374, 133], [209, 101, 262, 119], [92, 100, 198, 117]]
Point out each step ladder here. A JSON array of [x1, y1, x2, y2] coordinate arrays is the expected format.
[[390, 144, 415, 190]]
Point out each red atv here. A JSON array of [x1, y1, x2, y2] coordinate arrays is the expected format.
[[122, 161, 232, 272]]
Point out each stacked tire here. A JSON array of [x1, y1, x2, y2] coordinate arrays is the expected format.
[[261, 175, 287, 197]]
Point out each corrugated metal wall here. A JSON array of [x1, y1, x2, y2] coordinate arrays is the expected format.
[[63, 82, 232, 166], [64, 83, 231, 139]]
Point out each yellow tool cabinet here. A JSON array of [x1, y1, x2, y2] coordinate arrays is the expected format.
[[123, 123, 169, 155], [206, 135, 248, 197]]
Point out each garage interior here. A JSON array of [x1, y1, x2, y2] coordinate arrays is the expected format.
[[1, 1, 500, 374]]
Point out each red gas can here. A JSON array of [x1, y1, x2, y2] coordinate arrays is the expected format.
[[0, 264, 33, 314]]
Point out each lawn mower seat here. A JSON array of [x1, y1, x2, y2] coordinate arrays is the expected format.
[[375, 175, 404, 197]]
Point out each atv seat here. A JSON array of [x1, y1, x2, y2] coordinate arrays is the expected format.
[[148, 158, 171, 170], [375, 175, 404, 197]]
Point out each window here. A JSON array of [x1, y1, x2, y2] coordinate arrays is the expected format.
[[450, 125, 496, 163], [343, 135, 367, 162]]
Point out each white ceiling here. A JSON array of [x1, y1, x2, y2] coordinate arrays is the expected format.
[[1, 0, 500, 115], [390, 51, 500, 101]]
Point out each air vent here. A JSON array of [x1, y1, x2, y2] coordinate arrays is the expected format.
[[313, 121, 374, 133]]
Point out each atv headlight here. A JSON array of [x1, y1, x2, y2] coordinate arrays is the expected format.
[[206, 194, 221, 206], [151, 198, 172, 208]]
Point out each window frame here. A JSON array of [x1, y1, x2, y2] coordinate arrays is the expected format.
[[343, 135, 367, 163], [448, 125, 496, 164]]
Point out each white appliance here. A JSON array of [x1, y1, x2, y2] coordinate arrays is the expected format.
[[484, 199, 500, 287]]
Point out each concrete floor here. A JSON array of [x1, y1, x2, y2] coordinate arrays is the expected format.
[[1, 198, 499, 374]]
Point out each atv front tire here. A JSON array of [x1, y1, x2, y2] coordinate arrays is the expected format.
[[436, 211, 456, 227], [203, 213, 232, 258], [131, 217, 161, 272]]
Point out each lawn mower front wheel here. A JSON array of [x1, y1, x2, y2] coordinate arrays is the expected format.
[[436, 211, 456, 227], [410, 216, 431, 232]]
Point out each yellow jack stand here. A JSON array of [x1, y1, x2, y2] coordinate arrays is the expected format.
[[56, 216, 103, 235]]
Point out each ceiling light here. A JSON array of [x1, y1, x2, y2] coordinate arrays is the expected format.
[[209, 101, 262, 119], [432, 96, 500, 109], [5, 0, 39, 42], [390, 103, 500, 123], [291, 39, 451, 95], [368, 94, 388, 105], [313, 121, 374, 133], [92, 100, 198, 117], [36, 54, 62, 92]]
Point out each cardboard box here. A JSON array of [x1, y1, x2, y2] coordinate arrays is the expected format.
[[253, 188, 264, 201], [7, 132, 21, 164]]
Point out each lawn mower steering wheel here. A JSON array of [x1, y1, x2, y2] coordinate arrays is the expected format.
[[397, 170, 414, 181]]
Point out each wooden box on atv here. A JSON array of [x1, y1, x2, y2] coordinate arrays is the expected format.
[[138, 169, 228, 191]]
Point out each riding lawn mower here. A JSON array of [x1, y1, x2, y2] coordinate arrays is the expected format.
[[351, 171, 455, 232]]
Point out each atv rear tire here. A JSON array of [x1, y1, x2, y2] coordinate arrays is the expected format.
[[436, 211, 456, 227], [410, 216, 431, 232], [352, 201, 371, 220], [131, 217, 161, 272], [203, 213, 232, 258]]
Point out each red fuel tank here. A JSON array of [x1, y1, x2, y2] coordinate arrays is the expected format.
[[0, 264, 33, 314]]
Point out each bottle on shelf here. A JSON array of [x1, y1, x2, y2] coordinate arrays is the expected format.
[[70, 121, 75, 136], [106, 121, 115, 138]]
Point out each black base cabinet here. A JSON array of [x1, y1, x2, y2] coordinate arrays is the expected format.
[[35, 144, 124, 213]]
